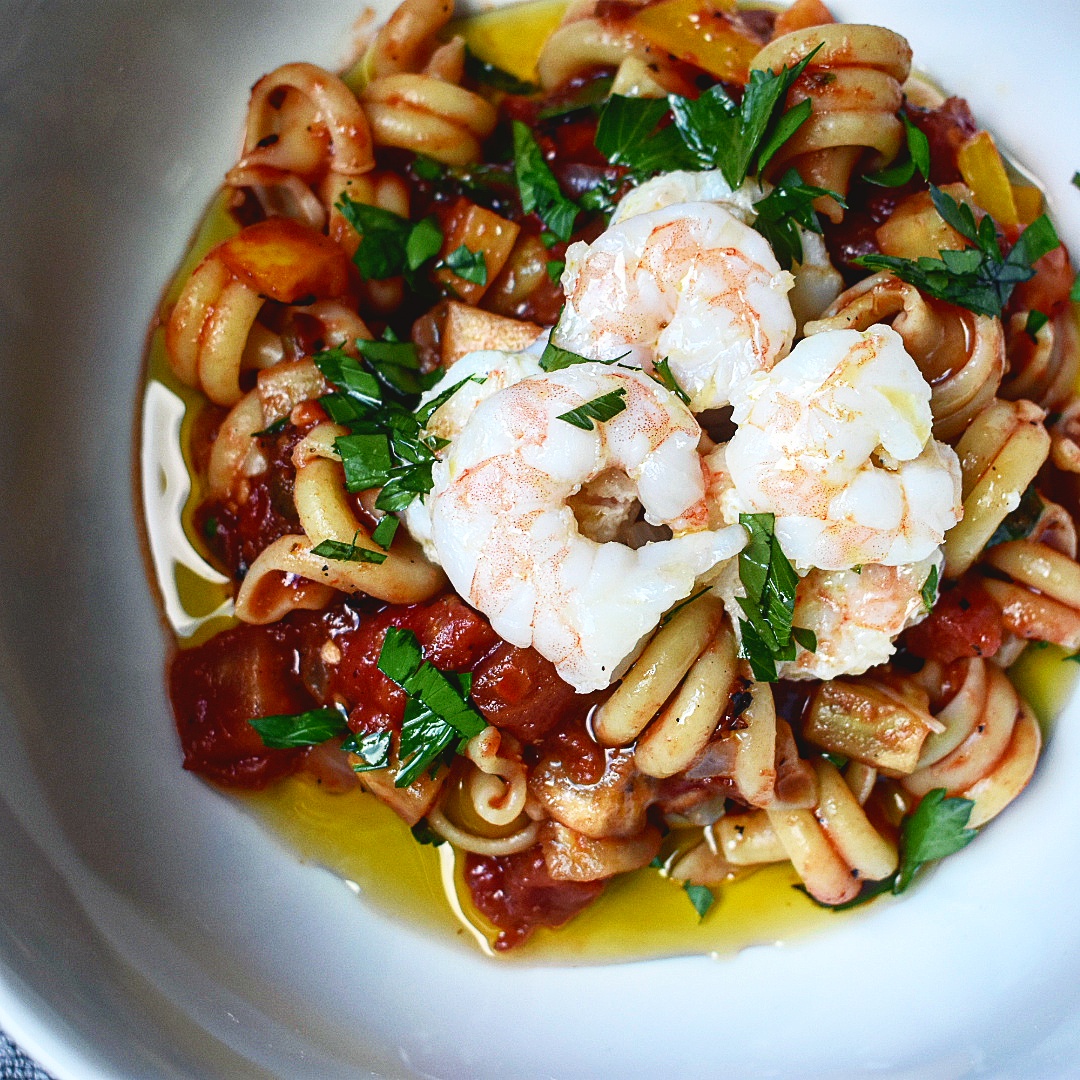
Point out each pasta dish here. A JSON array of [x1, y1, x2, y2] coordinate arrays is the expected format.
[[148, 0, 1080, 953]]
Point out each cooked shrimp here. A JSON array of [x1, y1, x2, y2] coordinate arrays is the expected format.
[[552, 202, 796, 412], [611, 170, 759, 226], [422, 362, 746, 691], [724, 324, 963, 570]]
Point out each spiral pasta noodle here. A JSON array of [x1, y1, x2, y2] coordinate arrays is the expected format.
[[805, 271, 1005, 441], [1001, 308, 1080, 412], [750, 24, 912, 222]]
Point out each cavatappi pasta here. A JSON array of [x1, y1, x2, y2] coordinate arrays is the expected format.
[[151, 0, 1080, 954]]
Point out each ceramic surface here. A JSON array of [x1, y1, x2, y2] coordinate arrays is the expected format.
[[1, 2, 1079, 1076]]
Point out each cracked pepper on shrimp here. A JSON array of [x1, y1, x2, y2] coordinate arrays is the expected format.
[[156, 0, 1079, 953]]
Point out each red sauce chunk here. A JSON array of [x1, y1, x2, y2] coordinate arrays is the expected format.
[[169, 622, 312, 787], [464, 848, 606, 951], [903, 576, 1004, 665]]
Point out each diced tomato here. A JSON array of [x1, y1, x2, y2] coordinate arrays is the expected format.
[[907, 97, 978, 185], [1009, 243, 1076, 316], [470, 642, 583, 742], [464, 847, 606, 950], [169, 623, 311, 788], [903, 576, 1004, 665], [217, 217, 353, 303]]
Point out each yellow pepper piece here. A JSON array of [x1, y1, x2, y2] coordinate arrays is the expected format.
[[1011, 184, 1044, 226], [453, 0, 567, 82], [956, 130, 1020, 226], [629, 0, 760, 85]]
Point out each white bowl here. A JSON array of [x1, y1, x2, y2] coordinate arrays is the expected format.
[[2, 1, 1080, 1076]]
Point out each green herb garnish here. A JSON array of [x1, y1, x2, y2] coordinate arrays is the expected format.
[[253, 416, 289, 438], [310, 537, 388, 564], [556, 388, 628, 430], [920, 564, 939, 613], [986, 482, 1044, 548], [546, 259, 565, 283], [651, 357, 691, 406], [735, 513, 814, 682], [854, 185, 1060, 317], [371, 515, 399, 550], [1025, 310, 1049, 340], [378, 627, 486, 788], [440, 244, 488, 286], [249, 708, 350, 749], [659, 588, 711, 628], [336, 197, 443, 283], [342, 729, 393, 771], [751, 169, 843, 269], [864, 113, 930, 187], [683, 883, 715, 921], [512, 121, 580, 241]]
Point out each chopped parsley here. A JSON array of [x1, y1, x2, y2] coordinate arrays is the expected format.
[[546, 259, 565, 283], [249, 707, 350, 749], [735, 513, 816, 682], [371, 515, 399, 550], [651, 358, 691, 406], [512, 121, 579, 241], [310, 537, 387, 564], [556, 388, 628, 430], [985, 483, 1044, 548], [659, 588, 711, 628], [440, 244, 488, 286], [594, 49, 819, 187], [343, 729, 392, 771], [314, 344, 474, 513], [920, 564, 939, 613], [683, 883, 715, 921], [336, 196, 443, 284], [253, 416, 289, 438], [378, 627, 486, 788], [538, 341, 629, 372], [1025, 309, 1049, 340], [854, 185, 1060, 317], [863, 113, 931, 187], [751, 169, 844, 269]]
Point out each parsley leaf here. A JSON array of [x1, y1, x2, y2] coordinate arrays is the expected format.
[[546, 259, 565, 283], [751, 169, 843, 269], [986, 483, 1044, 548], [410, 819, 446, 846], [538, 75, 614, 121], [920, 564, 939, 613], [343, 729, 392, 771], [440, 244, 488, 286], [311, 537, 388, 564], [378, 627, 486, 788], [249, 708, 350, 749], [735, 513, 813, 682], [1025, 310, 1049, 340], [683, 883, 715, 921], [371, 515, 399, 550], [659, 588, 711, 628], [512, 121, 580, 241], [313, 345, 470, 512], [895, 788, 977, 892], [855, 185, 1060, 317], [594, 94, 695, 177], [336, 197, 444, 283], [651, 357, 691, 405], [463, 46, 539, 95], [539, 340, 629, 372], [556, 388, 628, 430], [864, 113, 931, 187]]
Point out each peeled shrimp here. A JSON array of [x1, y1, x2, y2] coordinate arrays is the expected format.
[[552, 202, 796, 412], [724, 324, 962, 571], [421, 362, 746, 692]]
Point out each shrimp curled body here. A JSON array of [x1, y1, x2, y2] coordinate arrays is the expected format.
[[725, 324, 962, 570], [422, 363, 746, 692], [553, 202, 797, 412]]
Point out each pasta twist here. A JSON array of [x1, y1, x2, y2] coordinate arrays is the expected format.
[[903, 657, 1041, 828], [942, 398, 1050, 578], [670, 760, 897, 906], [225, 63, 375, 227], [364, 0, 455, 79], [979, 539, 1080, 653], [536, 8, 650, 92], [360, 74, 497, 165], [805, 271, 1005, 441], [750, 24, 912, 222], [1001, 308, 1080, 412]]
